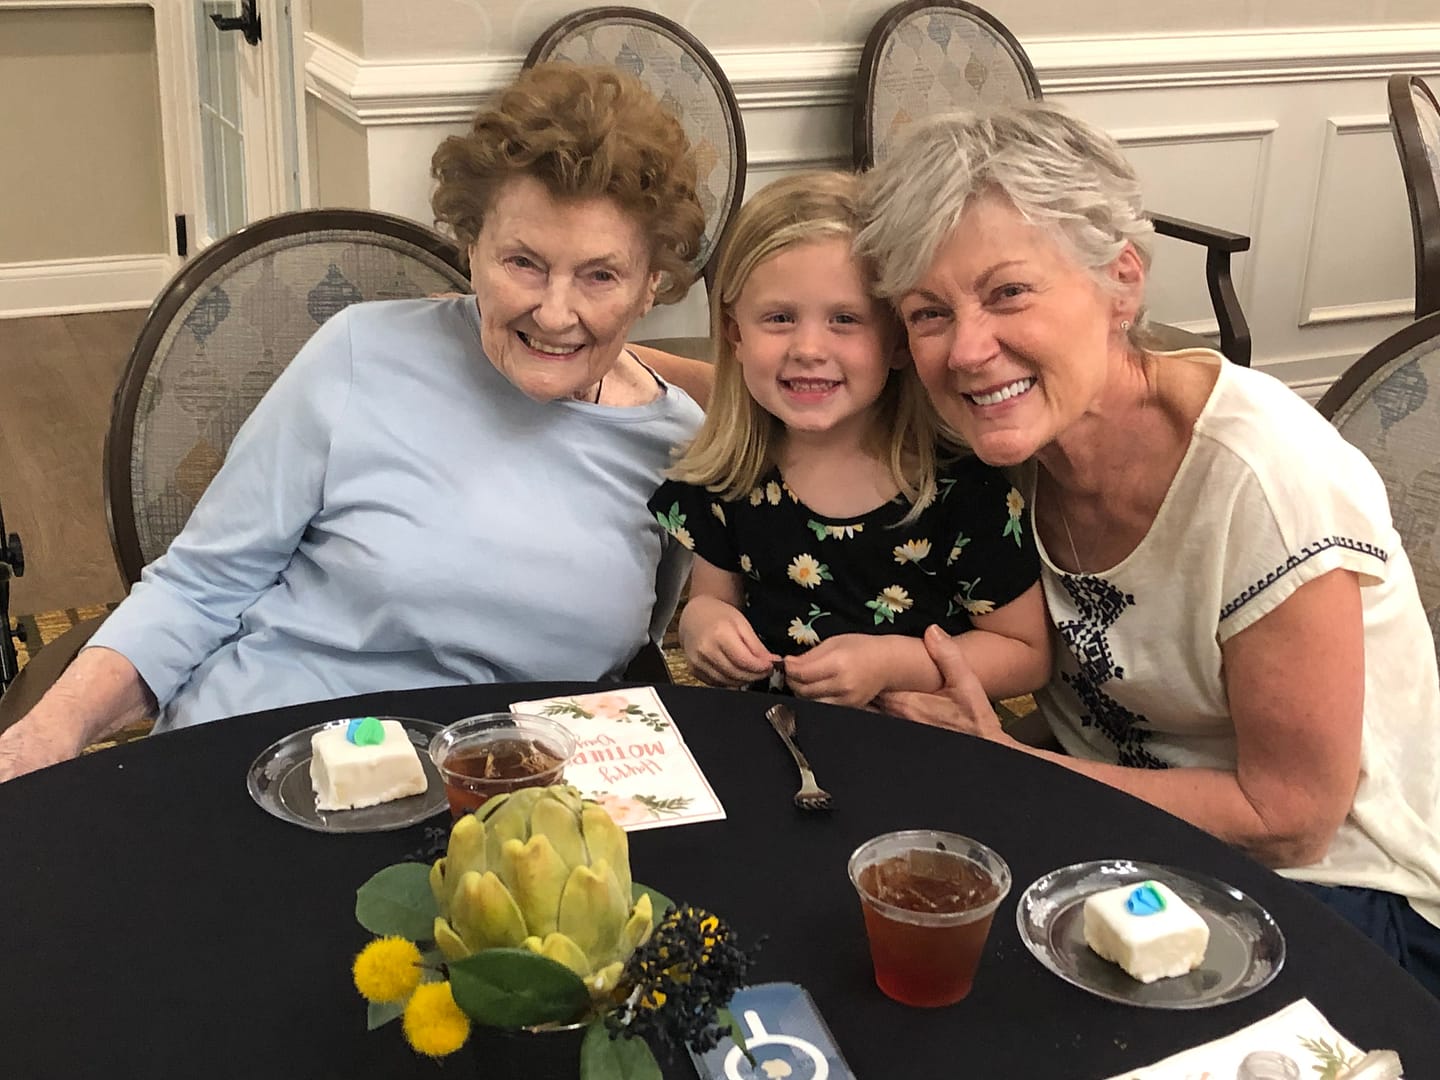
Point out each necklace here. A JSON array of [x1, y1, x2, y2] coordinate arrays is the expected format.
[[575, 375, 603, 404], [1058, 505, 1086, 575]]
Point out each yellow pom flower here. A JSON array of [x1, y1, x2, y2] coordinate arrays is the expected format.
[[352, 937, 424, 1004], [402, 981, 471, 1058]]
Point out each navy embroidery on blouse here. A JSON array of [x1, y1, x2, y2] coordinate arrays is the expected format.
[[1056, 574, 1169, 770], [1220, 537, 1389, 621]]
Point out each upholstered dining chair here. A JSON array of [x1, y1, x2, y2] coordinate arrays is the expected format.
[[854, 0, 1254, 367], [0, 210, 473, 731], [523, 6, 747, 366], [1316, 309, 1440, 656], [1388, 73, 1440, 319]]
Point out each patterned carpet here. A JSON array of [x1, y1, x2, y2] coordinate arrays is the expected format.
[[10, 602, 118, 671]]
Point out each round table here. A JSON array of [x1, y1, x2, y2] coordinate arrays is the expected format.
[[2, 681, 1436, 1078]]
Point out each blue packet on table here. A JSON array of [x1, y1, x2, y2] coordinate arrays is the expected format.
[[689, 981, 855, 1080]]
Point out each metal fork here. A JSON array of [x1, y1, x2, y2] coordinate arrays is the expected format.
[[765, 703, 833, 811]]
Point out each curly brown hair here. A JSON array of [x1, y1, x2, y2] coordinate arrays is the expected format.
[[431, 63, 705, 305]]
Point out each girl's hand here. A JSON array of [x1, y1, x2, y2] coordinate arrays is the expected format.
[[783, 634, 895, 708], [876, 626, 1012, 742], [679, 596, 777, 688]]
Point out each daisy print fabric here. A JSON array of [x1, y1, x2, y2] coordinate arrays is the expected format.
[[648, 453, 1039, 661]]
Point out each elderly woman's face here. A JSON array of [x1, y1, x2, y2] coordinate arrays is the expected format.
[[897, 194, 1137, 466], [469, 175, 660, 402]]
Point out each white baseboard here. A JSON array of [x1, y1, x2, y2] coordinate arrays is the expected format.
[[0, 255, 174, 320]]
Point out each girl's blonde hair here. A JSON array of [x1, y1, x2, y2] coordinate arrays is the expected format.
[[669, 171, 945, 519]]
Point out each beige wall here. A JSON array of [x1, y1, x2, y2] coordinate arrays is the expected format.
[[353, 0, 1440, 58], [307, 97, 371, 208], [308, 0, 363, 55], [0, 6, 167, 262]]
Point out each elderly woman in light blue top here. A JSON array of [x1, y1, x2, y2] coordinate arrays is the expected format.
[[0, 64, 714, 779]]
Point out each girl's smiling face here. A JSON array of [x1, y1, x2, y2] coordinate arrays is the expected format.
[[727, 236, 900, 447], [898, 193, 1142, 466]]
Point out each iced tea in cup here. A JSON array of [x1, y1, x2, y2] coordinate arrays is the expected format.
[[847, 830, 1011, 1006], [428, 713, 576, 817]]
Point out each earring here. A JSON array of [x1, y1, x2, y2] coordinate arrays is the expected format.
[[1120, 319, 1132, 331]]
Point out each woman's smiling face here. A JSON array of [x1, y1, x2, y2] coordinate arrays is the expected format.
[[898, 193, 1140, 466], [469, 175, 660, 402]]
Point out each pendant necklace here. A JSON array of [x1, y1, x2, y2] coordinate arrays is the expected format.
[[1057, 499, 1088, 576]]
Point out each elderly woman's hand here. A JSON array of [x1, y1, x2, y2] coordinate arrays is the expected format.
[[878, 626, 1014, 742]]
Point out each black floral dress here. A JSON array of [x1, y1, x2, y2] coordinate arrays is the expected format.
[[648, 454, 1040, 659]]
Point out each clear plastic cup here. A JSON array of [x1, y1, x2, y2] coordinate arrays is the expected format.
[[847, 830, 1012, 1006], [428, 712, 576, 817]]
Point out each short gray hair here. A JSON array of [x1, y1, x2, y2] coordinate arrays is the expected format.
[[856, 102, 1154, 304]]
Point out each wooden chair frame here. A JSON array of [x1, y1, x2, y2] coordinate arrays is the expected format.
[[1315, 308, 1440, 421], [0, 211, 469, 732], [104, 208, 467, 587], [853, 0, 1253, 366], [523, 6, 748, 294], [1388, 73, 1440, 319]]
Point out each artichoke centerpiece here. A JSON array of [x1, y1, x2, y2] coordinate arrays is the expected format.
[[429, 784, 653, 1000], [350, 783, 755, 1079]]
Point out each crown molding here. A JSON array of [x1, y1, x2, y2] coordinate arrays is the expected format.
[[305, 25, 1440, 125]]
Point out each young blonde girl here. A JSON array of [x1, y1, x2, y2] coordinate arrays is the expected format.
[[648, 172, 1050, 707]]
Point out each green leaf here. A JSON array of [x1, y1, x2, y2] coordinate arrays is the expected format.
[[448, 948, 590, 1028], [580, 1022, 663, 1080], [355, 863, 438, 940], [418, 947, 445, 983], [632, 881, 673, 916], [366, 999, 404, 1030], [717, 1007, 754, 1065]]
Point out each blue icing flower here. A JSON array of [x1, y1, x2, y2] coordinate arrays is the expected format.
[[1125, 882, 1167, 916], [346, 716, 385, 746]]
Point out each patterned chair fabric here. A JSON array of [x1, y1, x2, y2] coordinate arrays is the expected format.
[[524, 8, 746, 288], [111, 211, 470, 583], [1388, 74, 1440, 318], [1317, 311, 1440, 653], [861, 3, 1038, 168]]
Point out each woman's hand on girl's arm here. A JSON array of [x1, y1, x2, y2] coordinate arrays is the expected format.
[[956, 582, 1052, 699], [679, 558, 777, 687], [784, 634, 943, 708], [876, 626, 1018, 740], [883, 571, 1366, 869], [628, 344, 716, 410]]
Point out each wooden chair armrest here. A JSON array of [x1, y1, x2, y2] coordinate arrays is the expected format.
[[1145, 212, 1253, 367], [1147, 212, 1250, 252], [622, 639, 674, 685]]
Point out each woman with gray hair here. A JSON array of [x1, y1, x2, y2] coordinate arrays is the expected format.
[[863, 101, 1440, 994]]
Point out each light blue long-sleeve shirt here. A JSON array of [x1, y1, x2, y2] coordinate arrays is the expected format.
[[88, 296, 702, 732]]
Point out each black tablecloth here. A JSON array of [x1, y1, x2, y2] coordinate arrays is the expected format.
[[2, 682, 1437, 1079]]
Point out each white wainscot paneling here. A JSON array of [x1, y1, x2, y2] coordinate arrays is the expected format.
[[1114, 121, 1274, 337], [1299, 117, 1415, 328], [304, 25, 1440, 392]]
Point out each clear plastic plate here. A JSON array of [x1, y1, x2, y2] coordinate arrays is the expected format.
[[246, 716, 448, 833], [1016, 858, 1285, 1008]]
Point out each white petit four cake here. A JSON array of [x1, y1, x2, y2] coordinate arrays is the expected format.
[[310, 717, 428, 811], [1082, 879, 1210, 983]]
